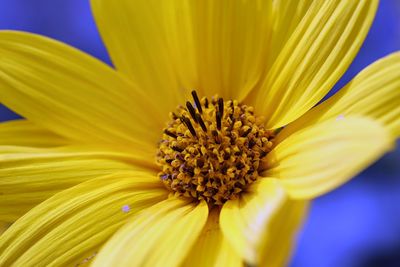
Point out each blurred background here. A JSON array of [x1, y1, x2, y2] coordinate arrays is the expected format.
[[0, 1, 399, 266]]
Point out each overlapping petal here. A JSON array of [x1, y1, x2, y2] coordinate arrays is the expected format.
[[183, 208, 242, 267], [0, 120, 67, 147], [263, 117, 393, 199], [268, 0, 315, 68], [252, 0, 378, 129], [93, 198, 208, 267], [220, 178, 308, 266], [187, 0, 273, 100], [0, 172, 168, 266], [0, 145, 154, 222], [258, 190, 309, 267], [91, 0, 193, 113], [91, 0, 273, 104], [0, 222, 9, 236], [277, 52, 400, 141], [0, 2, 396, 267], [0, 31, 163, 151]]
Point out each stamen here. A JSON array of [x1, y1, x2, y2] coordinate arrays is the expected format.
[[186, 101, 198, 123], [195, 113, 207, 132], [242, 127, 252, 137], [172, 145, 184, 152], [212, 130, 221, 144], [230, 100, 235, 120], [191, 90, 203, 114], [157, 93, 274, 205], [171, 112, 178, 120], [216, 111, 222, 130], [181, 116, 197, 137], [164, 129, 177, 138], [218, 97, 224, 119]]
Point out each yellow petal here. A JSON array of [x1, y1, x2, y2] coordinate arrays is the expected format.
[[187, 0, 273, 100], [183, 208, 242, 267], [0, 171, 167, 267], [91, 0, 273, 103], [0, 145, 148, 222], [278, 52, 400, 141], [0, 119, 67, 147], [93, 198, 208, 267], [91, 0, 192, 115], [0, 31, 163, 151], [220, 178, 308, 266], [270, 0, 315, 46], [263, 117, 393, 199], [258, 189, 309, 267], [253, 1, 378, 129], [267, 0, 316, 69], [0, 222, 10, 236]]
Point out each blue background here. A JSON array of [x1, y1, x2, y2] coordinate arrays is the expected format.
[[0, 1, 399, 266]]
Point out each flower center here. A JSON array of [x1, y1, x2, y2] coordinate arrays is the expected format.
[[156, 91, 274, 205]]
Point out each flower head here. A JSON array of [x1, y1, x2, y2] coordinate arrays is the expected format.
[[0, 1, 398, 266]]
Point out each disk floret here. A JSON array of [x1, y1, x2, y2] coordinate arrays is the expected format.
[[156, 91, 274, 205]]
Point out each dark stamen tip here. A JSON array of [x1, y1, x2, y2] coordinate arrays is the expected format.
[[179, 116, 186, 125], [218, 97, 224, 119], [230, 100, 235, 120], [216, 111, 222, 130], [228, 117, 235, 131], [186, 101, 198, 123], [195, 113, 207, 132], [182, 116, 197, 137], [164, 129, 177, 138], [172, 146, 184, 152], [191, 90, 203, 114], [249, 139, 256, 148], [242, 128, 252, 137]]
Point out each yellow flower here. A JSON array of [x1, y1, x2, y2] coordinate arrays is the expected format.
[[0, 1, 398, 266]]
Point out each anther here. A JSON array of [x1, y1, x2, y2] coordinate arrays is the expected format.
[[249, 139, 256, 148], [164, 129, 177, 138], [172, 146, 184, 152], [216, 111, 222, 130], [195, 113, 207, 132], [182, 116, 197, 137], [191, 90, 203, 114], [186, 101, 198, 123], [230, 101, 235, 120], [212, 130, 221, 144], [204, 98, 209, 108], [218, 97, 224, 119], [242, 127, 252, 137]]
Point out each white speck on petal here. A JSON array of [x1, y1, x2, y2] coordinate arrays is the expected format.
[[122, 205, 131, 213], [75, 252, 97, 266], [336, 114, 345, 121]]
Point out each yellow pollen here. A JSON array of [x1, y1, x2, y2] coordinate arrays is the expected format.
[[156, 91, 274, 205]]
